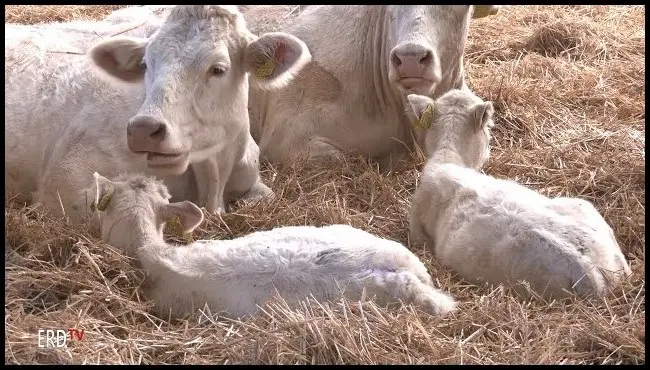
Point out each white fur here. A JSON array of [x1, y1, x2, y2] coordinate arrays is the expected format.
[[5, 6, 169, 53], [102, 5, 174, 26], [5, 6, 312, 223], [408, 90, 632, 299], [249, 5, 494, 168], [91, 172, 457, 319]]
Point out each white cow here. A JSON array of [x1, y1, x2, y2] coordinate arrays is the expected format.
[[5, 6, 172, 55], [89, 171, 457, 319], [102, 5, 173, 26], [407, 90, 632, 299], [5, 5, 311, 223], [248, 5, 500, 168]]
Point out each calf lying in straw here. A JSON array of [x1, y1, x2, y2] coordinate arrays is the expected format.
[[407, 89, 631, 299], [88, 172, 457, 319]]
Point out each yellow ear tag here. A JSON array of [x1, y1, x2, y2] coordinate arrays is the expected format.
[[255, 60, 276, 78], [94, 184, 115, 212], [164, 215, 194, 244], [416, 105, 434, 129]]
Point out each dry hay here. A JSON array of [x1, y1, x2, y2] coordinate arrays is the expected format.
[[237, 5, 300, 35], [4, 5, 645, 365], [4, 5, 124, 25]]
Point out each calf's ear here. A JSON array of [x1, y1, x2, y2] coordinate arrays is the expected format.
[[162, 201, 204, 233], [90, 172, 115, 212], [472, 101, 495, 131], [90, 37, 149, 83], [407, 94, 436, 130], [244, 32, 312, 90]]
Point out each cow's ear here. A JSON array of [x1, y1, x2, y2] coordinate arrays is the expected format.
[[407, 94, 436, 130], [90, 37, 149, 83], [471, 101, 495, 131], [161, 201, 204, 233], [90, 172, 115, 212], [244, 32, 312, 90]]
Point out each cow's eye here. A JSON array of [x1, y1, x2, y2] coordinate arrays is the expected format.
[[209, 65, 227, 76], [140, 60, 147, 72]]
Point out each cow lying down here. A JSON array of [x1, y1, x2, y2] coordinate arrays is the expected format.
[[88, 171, 457, 319], [5, 5, 311, 223], [248, 5, 502, 169]]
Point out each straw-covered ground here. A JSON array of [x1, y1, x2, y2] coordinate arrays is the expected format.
[[4, 5, 645, 365]]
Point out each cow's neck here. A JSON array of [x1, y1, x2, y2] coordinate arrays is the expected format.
[[362, 6, 402, 115], [107, 214, 165, 259], [128, 217, 177, 279], [418, 161, 463, 234], [428, 147, 467, 168]]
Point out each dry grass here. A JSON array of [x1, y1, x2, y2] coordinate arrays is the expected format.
[[4, 5, 124, 25], [4, 5, 645, 365]]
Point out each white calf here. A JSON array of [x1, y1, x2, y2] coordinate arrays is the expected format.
[[407, 89, 631, 299], [88, 172, 457, 319]]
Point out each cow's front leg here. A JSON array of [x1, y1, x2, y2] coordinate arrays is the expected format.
[[306, 136, 345, 162], [193, 157, 229, 214], [225, 134, 275, 205]]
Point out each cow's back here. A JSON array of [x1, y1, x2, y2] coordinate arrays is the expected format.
[[5, 26, 74, 194], [5, 24, 144, 197], [19, 6, 167, 53]]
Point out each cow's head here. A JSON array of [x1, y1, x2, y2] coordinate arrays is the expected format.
[[385, 5, 474, 96], [90, 5, 311, 175]]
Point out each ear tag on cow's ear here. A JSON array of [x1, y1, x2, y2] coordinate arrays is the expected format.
[[416, 104, 434, 130], [95, 184, 115, 212], [255, 60, 276, 78]]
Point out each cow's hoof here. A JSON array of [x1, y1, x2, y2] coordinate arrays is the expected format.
[[240, 183, 276, 206], [204, 206, 226, 215]]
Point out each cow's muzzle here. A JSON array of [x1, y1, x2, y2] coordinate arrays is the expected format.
[[127, 115, 189, 174]]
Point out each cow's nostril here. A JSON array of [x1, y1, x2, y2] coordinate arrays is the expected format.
[[420, 51, 433, 65], [150, 125, 165, 140], [392, 53, 402, 66]]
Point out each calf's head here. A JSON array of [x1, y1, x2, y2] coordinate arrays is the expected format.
[[89, 172, 204, 252], [406, 89, 495, 169], [90, 5, 311, 175]]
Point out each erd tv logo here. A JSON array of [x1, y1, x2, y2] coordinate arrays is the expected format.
[[38, 329, 85, 348]]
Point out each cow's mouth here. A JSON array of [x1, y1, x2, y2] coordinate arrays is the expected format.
[[143, 151, 189, 168], [399, 78, 434, 92]]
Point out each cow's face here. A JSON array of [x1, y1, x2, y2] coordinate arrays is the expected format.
[[91, 5, 311, 175], [386, 5, 472, 96]]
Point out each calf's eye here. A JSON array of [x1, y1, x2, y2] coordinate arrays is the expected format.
[[209, 65, 227, 76]]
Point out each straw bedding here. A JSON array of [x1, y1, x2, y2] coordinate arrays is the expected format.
[[4, 5, 645, 364]]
